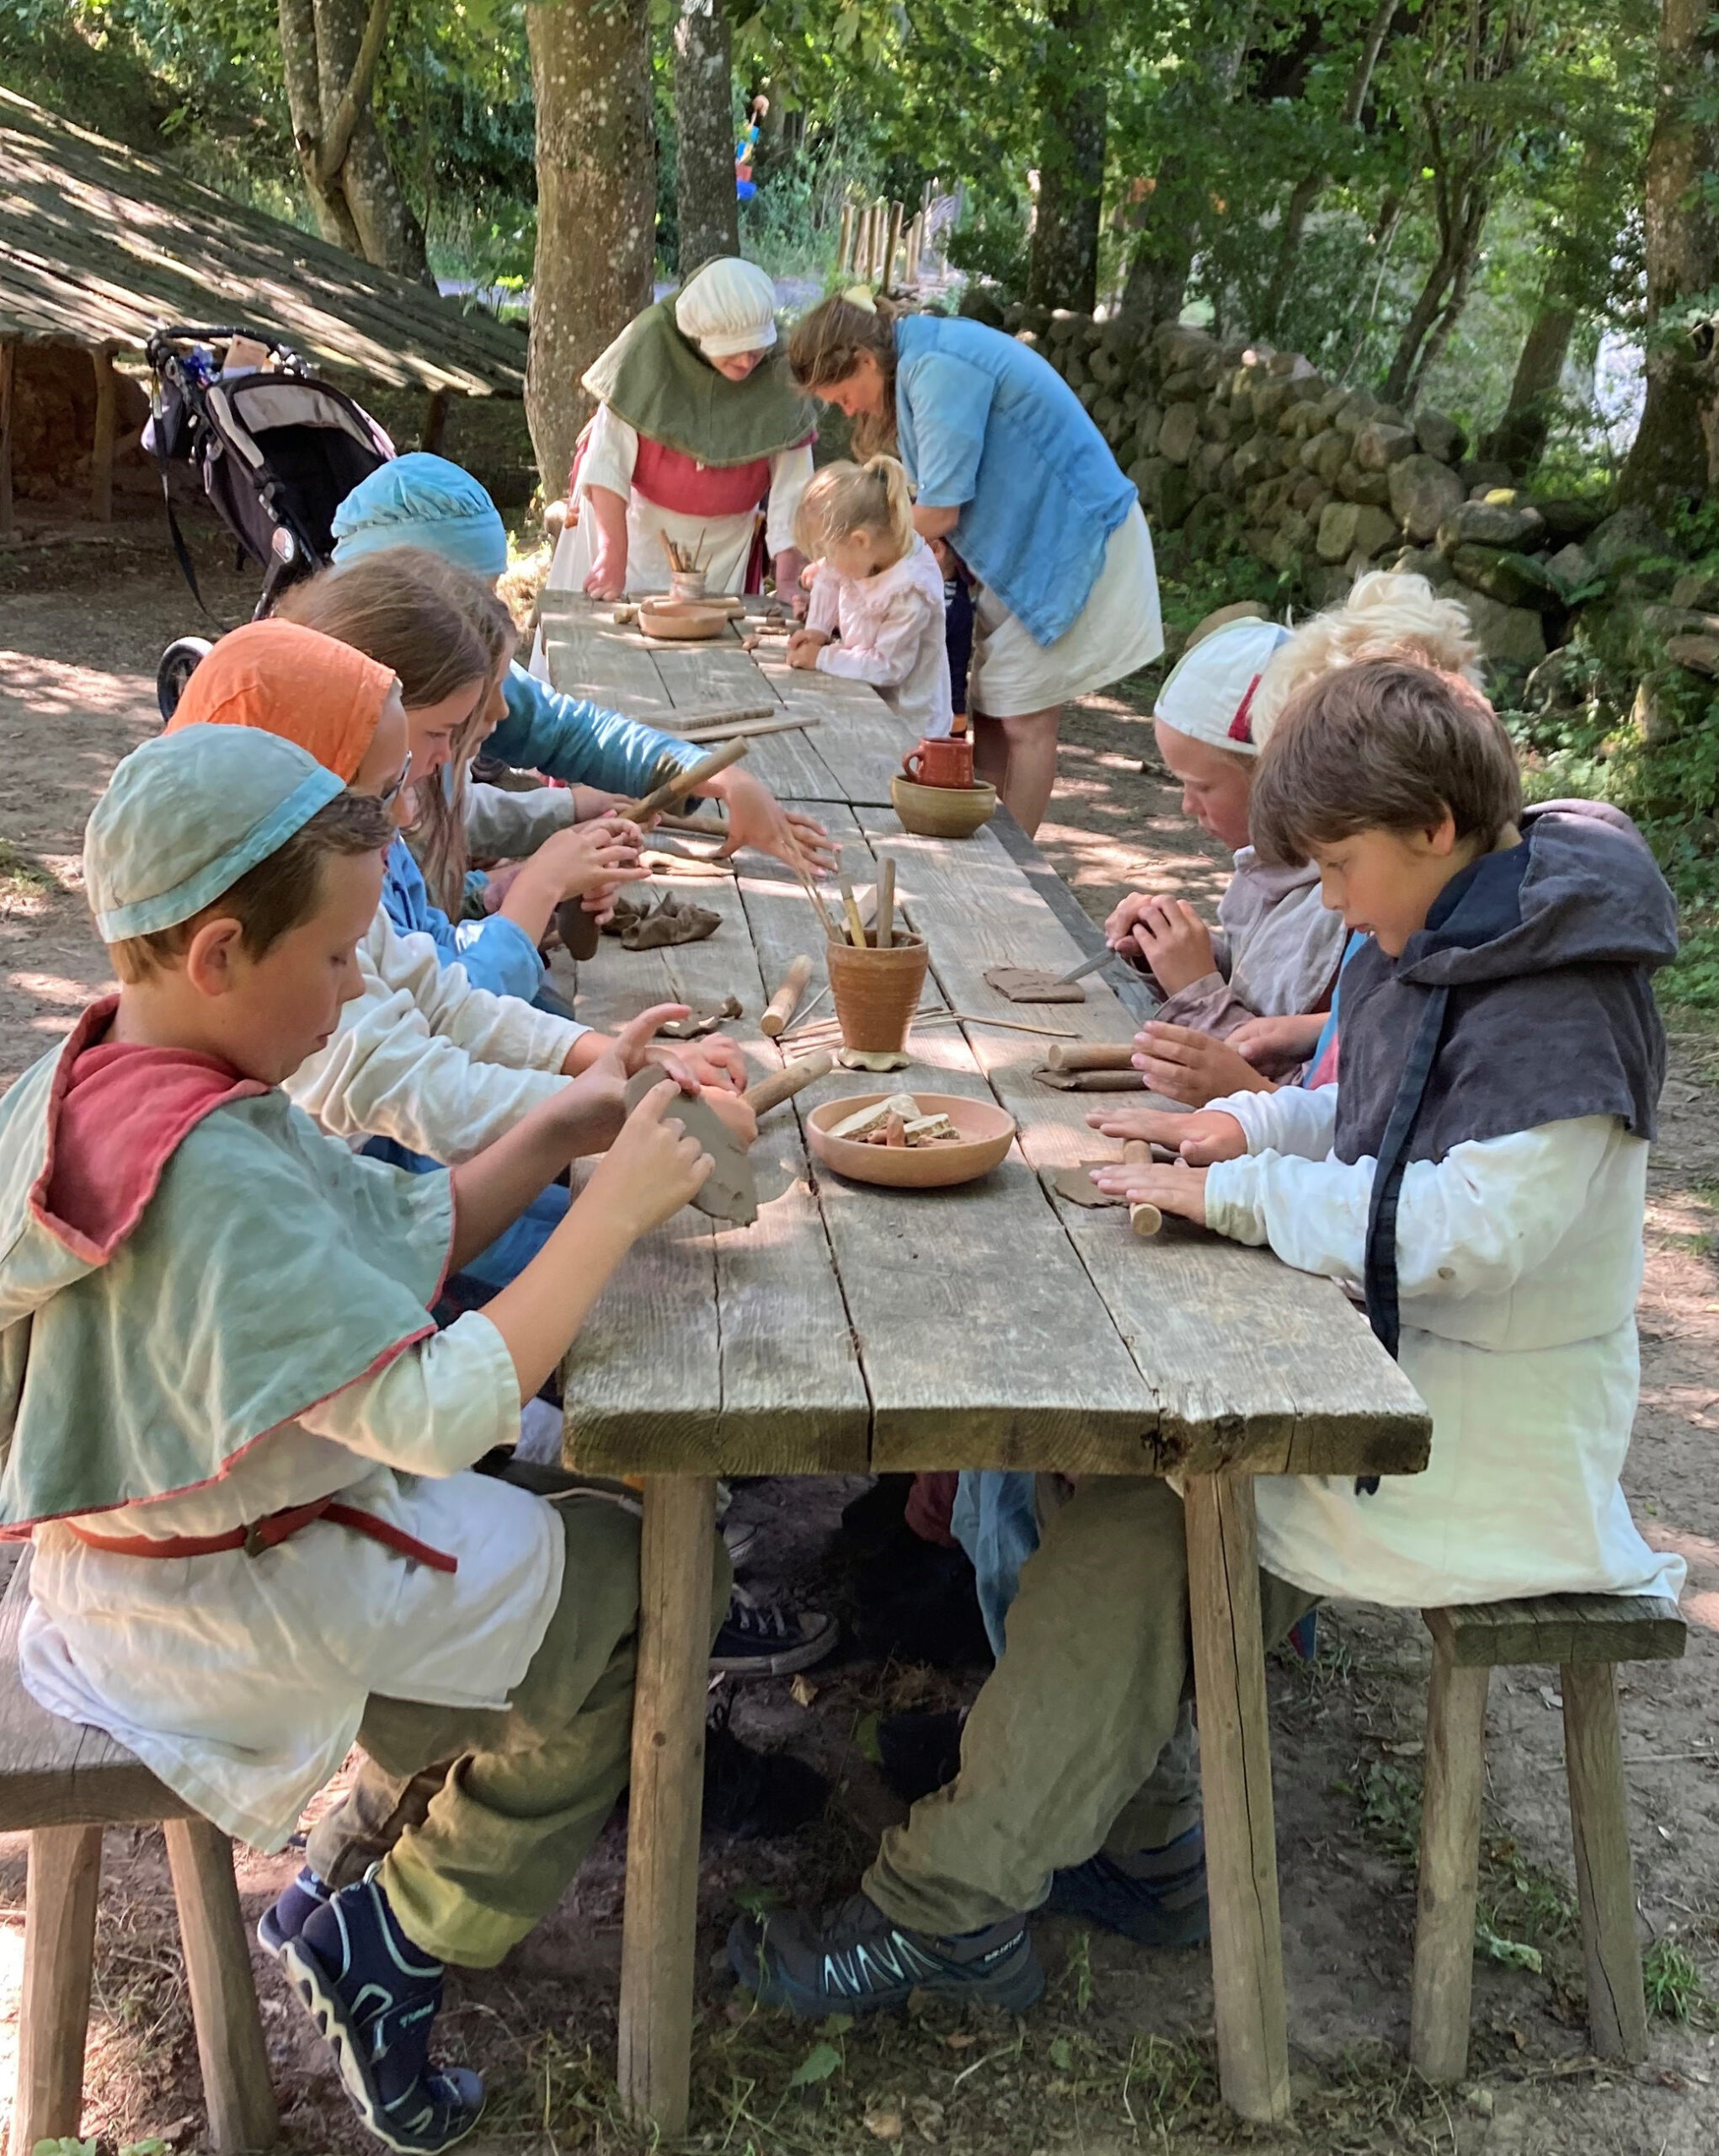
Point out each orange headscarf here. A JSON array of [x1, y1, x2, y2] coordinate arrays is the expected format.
[[164, 620, 396, 782]]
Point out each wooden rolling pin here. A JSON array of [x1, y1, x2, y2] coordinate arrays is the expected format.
[[742, 1051, 834, 1116], [761, 953, 813, 1037], [1122, 1139, 1161, 1238], [1048, 1041, 1136, 1073], [626, 735, 750, 822]]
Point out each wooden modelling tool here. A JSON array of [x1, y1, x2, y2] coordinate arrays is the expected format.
[[838, 871, 869, 949], [875, 857, 896, 950], [624, 1070, 756, 1225], [761, 954, 813, 1037], [1122, 1139, 1162, 1238], [626, 736, 750, 824], [740, 1052, 835, 1116]]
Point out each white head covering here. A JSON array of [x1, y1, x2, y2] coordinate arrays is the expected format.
[[1154, 616, 1291, 758], [675, 258, 779, 360]]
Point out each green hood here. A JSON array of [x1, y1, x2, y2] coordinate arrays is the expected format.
[[581, 297, 816, 467], [0, 1022, 453, 1531]]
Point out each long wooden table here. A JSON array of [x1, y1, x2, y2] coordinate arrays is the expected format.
[[547, 598, 1431, 2132]]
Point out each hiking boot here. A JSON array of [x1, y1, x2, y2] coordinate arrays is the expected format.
[[702, 1694, 829, 1837], [721, 1515, 761, 1571], [258, 1863, 330, 1957], [1044, 1823, 1209, 1948], [711, 1585, 837, 1678], [281, 1872, 484, 2153], [728, 1891, 1042, 2017]]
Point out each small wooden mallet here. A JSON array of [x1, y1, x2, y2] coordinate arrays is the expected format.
[[741, 1050, 835, 1116], [625, 734, 751, 823], [761, 953, 813, 1037]]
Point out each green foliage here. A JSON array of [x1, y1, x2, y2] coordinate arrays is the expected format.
[[1644, 1935, 1716, 2024]]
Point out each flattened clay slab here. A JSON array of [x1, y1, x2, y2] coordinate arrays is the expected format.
[[1046, 1164, 1129, 1209], [623, 1069, 756, 1225], [656, 995, 743, 1039], [983, 964, 1086, 1005], [1033, 1066, 1145, 1091]]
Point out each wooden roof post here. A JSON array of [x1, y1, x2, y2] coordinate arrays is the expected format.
[[421, 387, 450, 454], [89, 343, 117, 524], [0, 342, 15, 542]]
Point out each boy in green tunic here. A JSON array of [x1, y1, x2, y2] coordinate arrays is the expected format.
[[1, 725, 719, 2154]]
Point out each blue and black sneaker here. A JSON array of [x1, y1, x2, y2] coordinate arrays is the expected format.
[[280, 1871, 484, 2153], [1044, 1822, 1209, 1947], [728, 1891, 1043, 2017], [259, 1864, 332, 1957]]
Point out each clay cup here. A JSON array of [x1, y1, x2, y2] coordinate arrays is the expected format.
[[826, 931, 929, 1054]]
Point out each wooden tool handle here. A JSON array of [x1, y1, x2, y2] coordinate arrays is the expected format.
[[1122, 1138, 1161, 1239], [627, 735, 750, 822], [761, 954, 813, 1037], [1049, 1041, 1136, 1073], [659, 809, 730, 836], [742, 1051, 834, 1115]]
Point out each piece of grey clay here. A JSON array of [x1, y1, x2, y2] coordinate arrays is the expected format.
[[655, 995, 743, 1039], [983, 964, 1086, 1004], [604, 890, 722, 949], [1045, 1151, 1177, 1208], [1033, 1066, 1145, 1091], [623, 1068, 756, 1226]]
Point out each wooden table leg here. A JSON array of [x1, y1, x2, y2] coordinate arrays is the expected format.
[[16, 1822, 103, 2151], [1184, 1472, 1291, 2124], [618, 1474, 717, 2137], [1562, 1660, 1649, 2062]]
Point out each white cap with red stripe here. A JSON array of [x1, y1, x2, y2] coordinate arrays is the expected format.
[[1153, 616, 1291, 758]]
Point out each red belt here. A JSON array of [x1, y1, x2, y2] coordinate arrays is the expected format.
[[69, 1495, 458, 1573]]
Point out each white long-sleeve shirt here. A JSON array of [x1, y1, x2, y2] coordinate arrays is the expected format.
[[20, 1311, 563, 1849], [1204, 1087, 1684, 1609], [287, 908, 581, 1163], [807, 536, 953, 739]]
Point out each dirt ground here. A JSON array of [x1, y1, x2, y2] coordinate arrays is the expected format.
[[2, 535, 1718, 2156]]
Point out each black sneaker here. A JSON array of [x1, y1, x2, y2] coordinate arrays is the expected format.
[[702, 1694, 830, 1838], [877, 1708, 965, 1805], [728, 1891, 1043, 2017], [711, 1586, 837, 1678], [281, 1873, 483, 2153], [1044, 1823, 1209, 1947]]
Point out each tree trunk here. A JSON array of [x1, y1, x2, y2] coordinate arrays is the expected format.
[[1116, 157, 1194, 333], [1481, 306, 1576, 472], [526, 0, 657, 499], [1261, 0, 1397, 336], [276, 0, 431, 282], [1026, 0, 1108, 312], [1621, 0, 1719, 512], [675, 0, 738, 277]]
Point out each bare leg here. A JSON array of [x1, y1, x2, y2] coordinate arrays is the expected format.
[[972, 707, 1062, 837]]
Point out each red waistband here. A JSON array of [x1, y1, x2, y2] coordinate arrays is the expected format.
[[68, 1495, 458, 1574]]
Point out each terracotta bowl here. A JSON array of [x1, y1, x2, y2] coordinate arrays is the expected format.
[[891, 775, 999, 839], [806, 1091, 1018, 1189], [638, 597, 729, 642]]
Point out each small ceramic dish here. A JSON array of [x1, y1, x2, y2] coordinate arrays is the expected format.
[[890, 775, 999, 839], [638, 598, 730, 642], [805, 1091, 1017, 1189]]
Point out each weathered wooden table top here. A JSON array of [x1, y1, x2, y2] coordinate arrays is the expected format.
[[547, 599, 1430, 1485]]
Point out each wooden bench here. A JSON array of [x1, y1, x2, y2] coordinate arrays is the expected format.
[[1410, 1592, 1687, 2080], [0, 1551, 279, 2152]]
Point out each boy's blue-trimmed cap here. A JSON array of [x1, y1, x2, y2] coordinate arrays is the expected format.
[[86, 727, 345, 942]]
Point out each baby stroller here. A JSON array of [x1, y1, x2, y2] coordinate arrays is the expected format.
[[144, 325, 396, 718]]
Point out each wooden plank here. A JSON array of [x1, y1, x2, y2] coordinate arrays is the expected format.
[[560, 856, 868, 1475], [736, 826, 1162, 1470], [1408, 1645, 1490, 2082], [163, 1817, 280, 2152], [618, 1476, 718, 2137], [1562, 1662, 1649, 2062], [1184, 1474, 1291, 2124], [1425, 1596, 1688, 1669], [0, 1553, 193, 1828], [856, 813, 1433, 1478], [15, 1823, 102, 2150], [538, 622, 674, 715]]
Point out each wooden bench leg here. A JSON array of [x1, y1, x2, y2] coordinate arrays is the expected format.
[[1409, 1643, 1489, 2081], [1184, 1472, 1291, 2125], [15, 1823, 103, 2152], [617, 1474, 717, 2137], [163, 1817, 280, 2152], [1561, 1661, 1649, 2063]]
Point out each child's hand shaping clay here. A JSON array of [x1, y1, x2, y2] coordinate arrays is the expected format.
[[641, 1030, 749, 1093], [583, 1079, 715, 1238], [1127, 896, 1215, 995], [1086, 1104, 1247, 1166], [702, 1086, 760, 1148], [1131, 1020, 1276, 1107], [572, 785, 635, 823], [562, 1005, 698, 1148], [709, 770, 839, 878], [1091, 1159, 1209, 1225], [1103, 889, 1176, 952], [1228, 1011, 1327, 1066], [529, 819, 646, 902], [787, 629, 828, 671]]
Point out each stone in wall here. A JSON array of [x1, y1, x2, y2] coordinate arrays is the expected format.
[[1389, 456, 1465, 545]]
